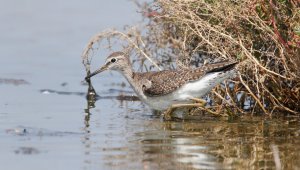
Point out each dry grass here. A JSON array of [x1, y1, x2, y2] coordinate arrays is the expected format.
[[82, 0, 300, 116]]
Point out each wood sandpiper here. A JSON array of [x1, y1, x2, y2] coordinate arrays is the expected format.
[[85, 52, 237, 120]]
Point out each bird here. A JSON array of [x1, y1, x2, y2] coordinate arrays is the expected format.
[[85, 51, 237, 119]]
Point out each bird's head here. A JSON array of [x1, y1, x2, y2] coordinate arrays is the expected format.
[[85, 51, 131, 80]]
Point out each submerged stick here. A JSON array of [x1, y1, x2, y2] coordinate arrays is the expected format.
[[85, 71, 97, 109]]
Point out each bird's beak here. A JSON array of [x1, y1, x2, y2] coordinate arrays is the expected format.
[[85, 64, 108, 81]]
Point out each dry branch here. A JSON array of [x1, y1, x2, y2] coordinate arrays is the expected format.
[[82, 0, 300, 116]]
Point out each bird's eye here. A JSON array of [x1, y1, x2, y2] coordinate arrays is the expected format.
[[111, 58, 117, 63]]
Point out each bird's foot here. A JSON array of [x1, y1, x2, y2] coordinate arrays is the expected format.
[[163, 103, 204, 121], [162, 107, 174, 121]]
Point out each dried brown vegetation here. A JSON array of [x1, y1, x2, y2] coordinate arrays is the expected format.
[[82, 0, 300, 116]]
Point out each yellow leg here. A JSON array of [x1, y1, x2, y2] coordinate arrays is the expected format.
[[189, 97, 207, 106], [163, 107, 175, 121], [163, 98, 214, 120]]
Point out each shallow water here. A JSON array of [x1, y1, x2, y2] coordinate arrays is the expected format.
[[0, 1, 300, 170]]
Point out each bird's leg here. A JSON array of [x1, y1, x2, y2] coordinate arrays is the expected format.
[[163, 107, 175, 121], [163, 98, 220, 119], [189, 97, 207, 106]]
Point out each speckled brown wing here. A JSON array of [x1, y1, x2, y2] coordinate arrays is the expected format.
[[142, 60, 237, 97]]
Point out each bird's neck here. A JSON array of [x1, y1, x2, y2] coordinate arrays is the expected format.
[[118, 66, 145, 98], [119, 65, 134, 81], [117, 65, 136, 88]]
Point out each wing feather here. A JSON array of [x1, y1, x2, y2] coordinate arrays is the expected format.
[[141, 60, 237, 97]]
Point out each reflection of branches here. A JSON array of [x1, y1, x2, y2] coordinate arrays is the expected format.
[[85, 78, 97, 113], [148, 118, 298, 169], [83, 78, 97, 132], [82, 79, 96, 169]]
